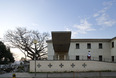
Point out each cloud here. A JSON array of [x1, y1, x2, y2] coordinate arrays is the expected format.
[[65, 28, 71, 31], [74, 19, 96, 34], [93, 1, 116, 27], [96, 13, 116, 27], [65, 28, 78, 38], [65, 1, 116, 38], [65, 19, 96, 38]]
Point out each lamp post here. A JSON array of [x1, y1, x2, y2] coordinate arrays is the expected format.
[[33, 39, 38, 78]]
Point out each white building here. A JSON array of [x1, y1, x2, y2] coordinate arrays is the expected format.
[[30, 31, 116, 72], [47, 31, 116, 62]]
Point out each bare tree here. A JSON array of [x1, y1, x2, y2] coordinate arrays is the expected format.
[[4, 27, 49, 60]]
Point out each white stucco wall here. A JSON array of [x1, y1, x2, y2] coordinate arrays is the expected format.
[[47, 42, 54, 60], [48, 41, 113, 61], [111, 38, 116, 56], [30, 61, 116, 72], [69, 42, 111, 60]]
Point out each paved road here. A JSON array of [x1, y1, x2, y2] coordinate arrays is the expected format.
[[0, 72, 116, 78], [0, 73, 37, 78]]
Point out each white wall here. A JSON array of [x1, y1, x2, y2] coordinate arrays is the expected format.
[[47, 43, 54, 60], [47, 41, 111, 61], [30, 61, 116, 72], [69, 42, 111, 60], [111, 38, 116, 56]]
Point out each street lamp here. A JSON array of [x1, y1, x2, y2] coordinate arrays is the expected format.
[[33, 39, 38, 77]]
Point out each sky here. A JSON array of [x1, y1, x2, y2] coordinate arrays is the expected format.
[[0, 0, 116, 39], [0, 0, 116, 60]]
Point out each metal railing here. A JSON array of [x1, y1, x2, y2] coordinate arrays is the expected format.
[[47, 55, 116, 63]]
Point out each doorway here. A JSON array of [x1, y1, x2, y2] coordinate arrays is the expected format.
[[99, 55, 102, 61], [112, 56, 114, 62]]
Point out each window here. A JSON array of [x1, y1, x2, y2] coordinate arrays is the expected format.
[[87, 43, 91, 49], [76, 43, 79, 49], [112, 42, 114, 48], [76, 56, 79, 60], [99, 43, 102, 49]]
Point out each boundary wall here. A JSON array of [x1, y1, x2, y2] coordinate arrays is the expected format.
[[30, 61, 116, 72]]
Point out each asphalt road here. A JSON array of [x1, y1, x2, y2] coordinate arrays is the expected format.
[[0, 72, 116, 78]]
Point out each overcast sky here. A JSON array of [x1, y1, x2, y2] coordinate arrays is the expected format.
[[0, 0, 116, 60], [0, 0, 116, 39]]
